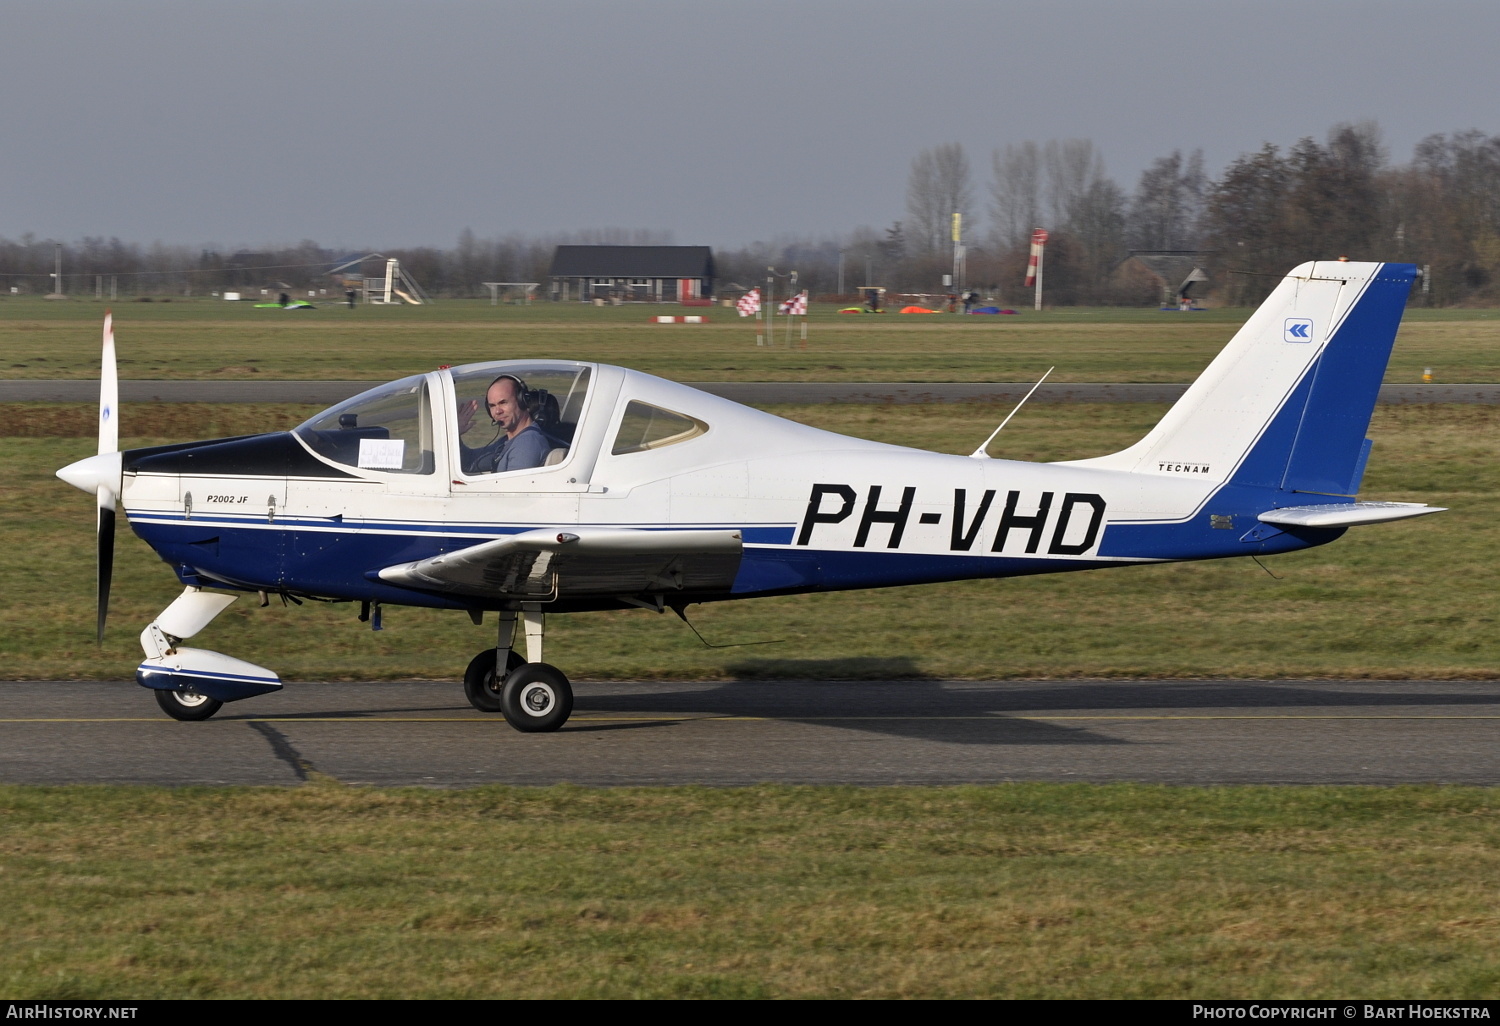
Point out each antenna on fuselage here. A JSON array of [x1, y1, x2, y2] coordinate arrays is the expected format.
[[969, 366, 1054, 459]]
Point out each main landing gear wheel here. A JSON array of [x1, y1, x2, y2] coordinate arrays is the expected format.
[[463, 648, 527, 713], [155, 688, 223, 722], [500, 663, 573, 733]]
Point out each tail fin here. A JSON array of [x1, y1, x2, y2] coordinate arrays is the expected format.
[[1069, 261, 1417, 497]]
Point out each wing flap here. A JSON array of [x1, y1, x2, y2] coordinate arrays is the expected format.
[[1257, 501, 1444, 529], [377, 527, 743, 599]]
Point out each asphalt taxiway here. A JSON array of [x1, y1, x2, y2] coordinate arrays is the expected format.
[[4, 679, 1498, 787]]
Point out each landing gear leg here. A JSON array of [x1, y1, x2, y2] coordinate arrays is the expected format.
[[463, 609, 524, 713], [521, 604, 544, 663], [500, 604, 573, 733]]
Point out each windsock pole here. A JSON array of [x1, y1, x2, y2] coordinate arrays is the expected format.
[[1026, 229, 1048, 311]]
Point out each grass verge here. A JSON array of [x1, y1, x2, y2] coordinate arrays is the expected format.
[[2, 783, 1498, 998]]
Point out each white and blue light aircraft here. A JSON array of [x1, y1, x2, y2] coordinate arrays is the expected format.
[[57, 261, 1442, 730]]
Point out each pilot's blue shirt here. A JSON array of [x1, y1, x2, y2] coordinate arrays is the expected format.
[[461, 422, 558, 474], [489, 423, 552, 473]]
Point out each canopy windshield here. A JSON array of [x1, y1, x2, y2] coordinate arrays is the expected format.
[[294, 374, 435, 474]]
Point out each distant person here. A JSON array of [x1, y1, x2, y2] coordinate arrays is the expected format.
[[455, 375, 552, 474], [345, 288, 357, 309], [278, 292, 289, 307]]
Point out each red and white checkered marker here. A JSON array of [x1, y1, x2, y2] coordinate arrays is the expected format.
[[778, 291, 808, 316], [735, 288, 761, 317], [653, 315, 708, 323], [1025, 228, 1048, 288]]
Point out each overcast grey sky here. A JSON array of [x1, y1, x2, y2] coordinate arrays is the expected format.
[[1, 0, 1494, 251]]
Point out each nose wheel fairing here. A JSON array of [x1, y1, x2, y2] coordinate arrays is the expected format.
[[135, 588, 282, 708], [136, 651, 282, 703]]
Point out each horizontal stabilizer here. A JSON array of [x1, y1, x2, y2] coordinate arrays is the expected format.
[[1257, 502, 1444, 529], [378, 527, 743, 599]]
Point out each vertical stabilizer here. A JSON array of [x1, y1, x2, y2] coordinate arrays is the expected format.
[[1066, 261, 1417, 498]]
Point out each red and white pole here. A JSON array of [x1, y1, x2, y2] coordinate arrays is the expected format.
[[1026, 228, 1048, 311]]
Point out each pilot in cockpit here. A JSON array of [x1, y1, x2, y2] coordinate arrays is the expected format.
[[457, 374, 555, 474]]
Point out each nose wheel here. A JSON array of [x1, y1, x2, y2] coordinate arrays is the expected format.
[[155, 688, 223, 722]]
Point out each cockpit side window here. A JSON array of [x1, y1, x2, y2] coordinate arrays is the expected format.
[[611, 401, 708, 455], [452, 366, 590, 476], [294, 376, 434, 474]]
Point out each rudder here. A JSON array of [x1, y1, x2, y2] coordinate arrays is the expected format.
[[1277, 265, 1416, 495]]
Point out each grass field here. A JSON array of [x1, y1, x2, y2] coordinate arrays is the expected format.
[[2, 297, 1498, 383], [2, 783, 1498, 998], [5, 400, 1494, 682]]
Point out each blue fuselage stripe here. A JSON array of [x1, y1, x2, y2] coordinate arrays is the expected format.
[[127, 511, 1327, 608]]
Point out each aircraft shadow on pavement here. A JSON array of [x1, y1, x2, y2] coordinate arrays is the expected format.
[[578, 673, 1124, 747], [959, 680, 1500, 712], [572, 675, 1500, 747], [723, 657, 935, 680]]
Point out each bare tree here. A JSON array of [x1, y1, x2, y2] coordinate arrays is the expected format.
[[906, 143, 974, 255], [989, 141, 1041, 249], [451, 227, 480, 298], [1043, 139, 1106, 229], [1069, 176, 1128, 301], [1128, 149, 1207, 251]]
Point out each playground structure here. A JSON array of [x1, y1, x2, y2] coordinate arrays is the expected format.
[[328, 254, 433, 305], [366, 258, 429, 305]]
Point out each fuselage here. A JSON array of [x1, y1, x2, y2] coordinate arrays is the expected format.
[[118, 360, 1336, 614]]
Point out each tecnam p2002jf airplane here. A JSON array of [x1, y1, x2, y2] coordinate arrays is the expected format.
[[58, 261, 1442, 730]]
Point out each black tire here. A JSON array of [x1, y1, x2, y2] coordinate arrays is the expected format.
[[499, 663, 573, 733], [154, 687, 223, 722], [463, 648, 527, 713]]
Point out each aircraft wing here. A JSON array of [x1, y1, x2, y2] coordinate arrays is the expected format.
[[1257, 501, 1445, 528], [376, 527, 743, 600]]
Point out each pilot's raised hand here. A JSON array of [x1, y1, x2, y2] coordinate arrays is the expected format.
[[456, 398, 479, 434]]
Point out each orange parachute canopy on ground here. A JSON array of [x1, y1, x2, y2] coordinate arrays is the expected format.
[[900, 305, 939, 314]]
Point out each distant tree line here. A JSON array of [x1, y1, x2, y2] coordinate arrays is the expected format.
[[6, 124, 1500, 306], [0, 228, 671, 303], [727, 123, 1500, 307]]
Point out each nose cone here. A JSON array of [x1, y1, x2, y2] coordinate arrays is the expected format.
[[57, 451, 123, 496]]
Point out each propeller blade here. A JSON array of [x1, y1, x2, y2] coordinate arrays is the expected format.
[[96, 313, 118, 641], [96, 485, 115, 643], [99, 312, 118, 455]]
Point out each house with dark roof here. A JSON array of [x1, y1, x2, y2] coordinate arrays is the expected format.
[[548, 245, 715, 303], [1112, 250, 1213, 307]]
